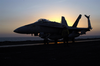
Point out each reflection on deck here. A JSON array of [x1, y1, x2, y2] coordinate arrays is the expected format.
[[0, 39, 100, 48]]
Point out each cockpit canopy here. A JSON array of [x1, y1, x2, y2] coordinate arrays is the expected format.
[[37, 19, 50, 22]]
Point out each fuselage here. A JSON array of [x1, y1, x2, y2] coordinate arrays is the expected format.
[[14, 19, 63, 34]]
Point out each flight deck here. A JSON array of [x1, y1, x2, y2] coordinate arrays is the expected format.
[[0, 39, 100, 66]]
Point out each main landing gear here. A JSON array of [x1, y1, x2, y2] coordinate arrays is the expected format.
[[44, 38, 49, 45]]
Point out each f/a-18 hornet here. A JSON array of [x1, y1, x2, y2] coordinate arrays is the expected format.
[[14, 14, 92, 44]]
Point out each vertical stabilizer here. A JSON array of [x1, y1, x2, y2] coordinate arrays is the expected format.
[[85, 15, 92, 29], [72, 14, 82, 27], [61, 16, 68, 27]]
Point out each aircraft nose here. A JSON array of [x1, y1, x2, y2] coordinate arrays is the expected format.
[[14, 27, 21, 33], [14, 29, 18, 33], [14, 26, 27, 34], [14, 23, 37, 34]]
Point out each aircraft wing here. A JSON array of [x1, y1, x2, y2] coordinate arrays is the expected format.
[[39, 24, 64, 29], [39, 24, 90, 31], [68, 27, 90, 31]]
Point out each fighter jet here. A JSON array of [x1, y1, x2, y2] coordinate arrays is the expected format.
[[14, 14, 92, 44]]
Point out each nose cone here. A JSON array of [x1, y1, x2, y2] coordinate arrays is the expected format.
[[14, 23, 38, 34], [14, 29, 18, 33], [14, 27, 24, 33], [14, 28, 21, 33], [14, 26, 30, 34]]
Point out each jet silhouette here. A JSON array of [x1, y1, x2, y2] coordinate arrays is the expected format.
[[14, 14, 92, 44]]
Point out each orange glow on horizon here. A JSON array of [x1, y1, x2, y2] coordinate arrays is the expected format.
[[49, 18, 61, 23]]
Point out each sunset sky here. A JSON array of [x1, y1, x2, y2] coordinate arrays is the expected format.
[[0, 0, 100, 37]]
